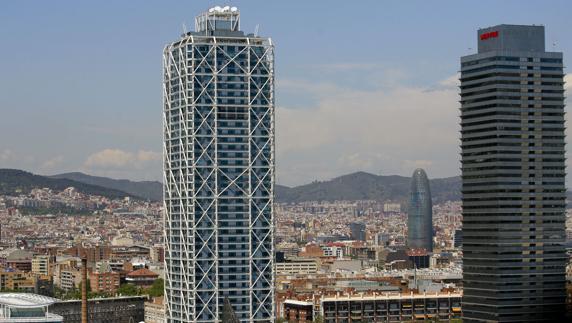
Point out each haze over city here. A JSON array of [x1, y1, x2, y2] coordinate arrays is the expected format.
[[1, 0, 571, 186]]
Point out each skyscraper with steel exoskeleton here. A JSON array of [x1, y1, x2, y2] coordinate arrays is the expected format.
[[460, 25, 566, 322], [407, 168, 433, 252], [163, 6, 275, 322]]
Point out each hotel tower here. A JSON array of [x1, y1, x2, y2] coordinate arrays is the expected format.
[[163, 6, 275, 322]]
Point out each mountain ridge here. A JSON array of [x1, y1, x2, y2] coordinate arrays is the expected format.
[[0, 169, 134, 200], [51, 172, 162, 201], [276, 171, 461, 204], [2, 169, 464, 204]]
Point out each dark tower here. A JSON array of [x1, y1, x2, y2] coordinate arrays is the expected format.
[[407, 168, 433, 251], [460, 24, 566, 322]]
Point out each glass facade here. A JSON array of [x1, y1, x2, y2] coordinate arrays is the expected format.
[[163, 7, 274, 322], [460, 25, 566, 322], [407, 168, 433, 251]]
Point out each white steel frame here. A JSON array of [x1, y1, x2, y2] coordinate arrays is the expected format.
[[163, 30, 275, 323]]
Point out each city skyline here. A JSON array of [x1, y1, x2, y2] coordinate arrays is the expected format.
[[1, 1, 571, 187], [1, 3, 572, 322]]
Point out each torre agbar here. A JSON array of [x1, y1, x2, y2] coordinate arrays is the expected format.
[[163, 6, 275, 322], [460, 25, 566, 322]]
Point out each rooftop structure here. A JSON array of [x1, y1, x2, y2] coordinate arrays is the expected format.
[[195, 6, 240, 33], [0, 293, 63, 323]]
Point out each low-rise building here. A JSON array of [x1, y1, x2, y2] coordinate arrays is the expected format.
[[5, 250, 33, 272], [125, 268, 158, 287], [32, 255, 51, 276], [0, 293, 63, 322], [276, 259, 318, 275], [90, 271, 120, 294], [282, 300, 313, 323], [58, 268, 82, 291], [50, 296, 146, 323], [321, 292, 462, 322], [144, 297, 165, 323], [0, 269, 36, 292]]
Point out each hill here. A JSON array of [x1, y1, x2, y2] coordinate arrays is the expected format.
[[276, 171, 461, 205], [51, 172, 162, 201], [0, 169, 133, 200]]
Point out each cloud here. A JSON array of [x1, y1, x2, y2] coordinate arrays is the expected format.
[[41, 156, 64, 170], [403, 160, 434, 172], [277, 71, 572, 186], [84, 149, 160, 169], [275, 73, 459, 186], [0, 149, 14, 162], [438, 73, 460, 89]]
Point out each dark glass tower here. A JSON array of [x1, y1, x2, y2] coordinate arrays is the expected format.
[[407, 168, 433, 251], [349, 222, 366, 241], [163, 6, 275, 322], [460, 24, 566, 322]]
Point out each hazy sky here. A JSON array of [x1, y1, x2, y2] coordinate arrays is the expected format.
[[0, 1, 570, 186]]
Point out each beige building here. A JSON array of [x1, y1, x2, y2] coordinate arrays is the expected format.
[[0, 269, 36, 291], [276, 259, 318, 275], [32, 255, 51, 276], [144, 297, 165, 323]]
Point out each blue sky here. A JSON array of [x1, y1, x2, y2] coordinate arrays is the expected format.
[[0, 1, 570, 186]]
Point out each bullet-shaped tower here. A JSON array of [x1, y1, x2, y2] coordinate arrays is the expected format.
[[407, 168, 433, 251]]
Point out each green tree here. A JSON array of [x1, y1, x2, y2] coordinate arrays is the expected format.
[[313, 315, 324, 323], [117, 283, 140, 296], [145, 278, 164, 297]]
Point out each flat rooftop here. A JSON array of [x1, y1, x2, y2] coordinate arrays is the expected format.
[[0, 293, 58, 308]]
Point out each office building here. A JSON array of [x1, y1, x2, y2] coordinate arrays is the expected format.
[[407, 168, 433, 251], [460, 24, 567, 321], [349, 222, 366, 241], [163, 6, 275, 322]]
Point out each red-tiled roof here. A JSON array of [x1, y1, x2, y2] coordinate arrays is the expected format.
[[126, 268, 158, 277]]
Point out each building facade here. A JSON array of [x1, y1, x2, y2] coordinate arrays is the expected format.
[[407, 169, 433, 251], [32, 255, 51, 276], [460, 24, 567, 321], [282, 300, 313, 323], [349, 222, 366, 241], [321, 293, 462, 322], [50, 296, 146, 323], [275, 259, 318, 276], [90, 271, 120, 294], [0, 269, 36, 292], [163, 6, 275, 322]]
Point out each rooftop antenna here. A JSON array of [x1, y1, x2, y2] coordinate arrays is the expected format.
[[254, 24, 260, 37], [182, 22, 188, 34]]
